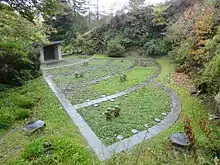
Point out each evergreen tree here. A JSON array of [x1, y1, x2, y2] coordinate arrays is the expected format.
[[129, 0, 145, 13], [44, 0, 88, 44]]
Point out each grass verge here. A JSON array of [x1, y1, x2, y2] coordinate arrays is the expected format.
[[0, 78, 98, 165]]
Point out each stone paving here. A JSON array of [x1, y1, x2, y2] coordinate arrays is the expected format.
[[43, 58, 181, 161]]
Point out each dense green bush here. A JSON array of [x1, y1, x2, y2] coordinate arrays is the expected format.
[[65, 33, 96, 55], [202, 53, 220, 94], [0, 107, 31, 130], [0, 3, 45, 87], [0, 40, 41, 86], [143, 39, 171, 56], [106, 38, 125, 57], [0, 111, 13, 130], [23, 138, 45, 160], [168, 42, 192, 72]]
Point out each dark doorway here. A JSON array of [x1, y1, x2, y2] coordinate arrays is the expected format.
[[44, 45, 55, 61]]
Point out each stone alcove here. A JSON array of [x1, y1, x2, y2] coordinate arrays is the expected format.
[[40, 41, 63, 63]]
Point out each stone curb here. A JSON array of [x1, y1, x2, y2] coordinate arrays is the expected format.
[[43, 57, 94, 70]]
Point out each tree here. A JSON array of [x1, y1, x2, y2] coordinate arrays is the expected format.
[[44, 0, 88, 44], [0, 3, 45, 86], [129, 0, 145, 13], [0, 0, 62, 22], [70, 0, 87, 16]]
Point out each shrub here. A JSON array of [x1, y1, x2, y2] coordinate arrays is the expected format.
[[0, 3, 44, 87], [0, 107, 31, 130], [0, 111, 13, 130], [22, 137, 95, 164], [106, 38, 125, 57], [12, 94, 37, 109], [168, 42, 192, 72], [23, 139, 45, 160], [202, 53, 220, 94], [65, 33, 96, 55], [0, 40, 42, 86], [13, 108, 31, 120], [143, 39, 171, 56]]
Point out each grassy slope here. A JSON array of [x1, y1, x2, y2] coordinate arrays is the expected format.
[[0, 78, 98, 165], [104, 57, 215, 165]]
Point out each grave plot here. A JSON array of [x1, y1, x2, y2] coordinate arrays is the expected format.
[[49, 58, 157, 105], [77, 84, 171, 145]]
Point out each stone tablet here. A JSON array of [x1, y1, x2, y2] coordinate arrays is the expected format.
[[93, 104, 99, 107], [154, 118, 161, 123], [169, 132, 189, 147], [131, 129, 138, 134], [117, 135, 123, 140], [162, 112, 167, 116], [23, 120, 45, 132]]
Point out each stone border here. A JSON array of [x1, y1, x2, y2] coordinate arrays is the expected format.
[[73, 78, 154, 109], [43, 57, 94, 70], [43, 59, 181, 161]]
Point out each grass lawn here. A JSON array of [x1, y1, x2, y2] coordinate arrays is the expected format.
[[0, 78, 98, 165], [78, 84, 171, 145]]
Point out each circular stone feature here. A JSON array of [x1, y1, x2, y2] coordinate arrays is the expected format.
[[131, 129, 138, 134], [154, 118, 161, 123], [116, 135, 123, 140], [169, 132, 189, 147], [93, 104, 99, 107], [144, 124, 149, 128], [162, 112, 168, 116]]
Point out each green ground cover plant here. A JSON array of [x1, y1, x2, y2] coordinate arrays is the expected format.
[[78, 84, 171, 145], [65, 66, 156, 105]]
